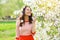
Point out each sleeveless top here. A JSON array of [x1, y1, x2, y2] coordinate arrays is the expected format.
[[19, 21, 33, 35]]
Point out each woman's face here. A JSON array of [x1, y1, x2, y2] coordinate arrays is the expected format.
[[25, 7, 32, 16]]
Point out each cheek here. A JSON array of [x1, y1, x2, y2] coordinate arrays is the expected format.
[[25, 11, 31, 15], [25, 10, 28, 13]]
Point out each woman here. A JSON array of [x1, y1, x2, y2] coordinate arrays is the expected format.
[[16, 6, 36, 40]]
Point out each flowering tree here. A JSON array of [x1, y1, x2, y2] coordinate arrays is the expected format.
[[23, 0, 60, 40]]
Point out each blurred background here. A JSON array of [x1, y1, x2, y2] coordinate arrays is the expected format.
[[0, 0, 60, 40], [0, 0, 24, 40]]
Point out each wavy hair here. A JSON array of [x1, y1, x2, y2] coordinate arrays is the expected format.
[[20, 6, 33, 27]]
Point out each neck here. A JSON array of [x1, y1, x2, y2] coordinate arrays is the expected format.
[[24, 15, 29, 21]]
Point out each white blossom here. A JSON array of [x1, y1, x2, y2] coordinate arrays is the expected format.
[[23, 0, 60, 40]]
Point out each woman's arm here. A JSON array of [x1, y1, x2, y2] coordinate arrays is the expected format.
[[16, 14, 22, 40], [16, 18, 20, 37], [31, 17, 36, 35]]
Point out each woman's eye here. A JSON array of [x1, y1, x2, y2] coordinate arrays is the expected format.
[[27, 9, 29, 10]]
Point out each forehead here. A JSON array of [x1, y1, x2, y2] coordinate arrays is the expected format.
[[26, 7, 30, 9]]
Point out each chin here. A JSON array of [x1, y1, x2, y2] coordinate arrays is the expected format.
[[28, 14, 31, 16]]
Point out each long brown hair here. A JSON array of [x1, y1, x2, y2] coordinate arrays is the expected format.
[[20, 6, 33, 27]]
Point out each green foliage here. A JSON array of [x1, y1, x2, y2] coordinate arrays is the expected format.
[[0, 21, 16, 40], [0, 0, 24, 18]]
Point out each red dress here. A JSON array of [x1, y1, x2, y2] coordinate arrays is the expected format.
[[19, 35, 34, 40], [16, 32, 36, 40]]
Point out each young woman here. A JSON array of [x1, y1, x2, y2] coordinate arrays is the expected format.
[[16, 6, 36, 40]]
